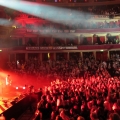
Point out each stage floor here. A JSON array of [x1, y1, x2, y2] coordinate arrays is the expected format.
[[0, 70, 52, 114], [0, 86, 22, 114]]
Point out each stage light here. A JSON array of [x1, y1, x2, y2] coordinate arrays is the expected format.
[[16, 87, 18, 89], [12, 25, 16, 29], [23, 87, 25, 89], [48, 53, 50, 58], [0, 50, 2, 52]]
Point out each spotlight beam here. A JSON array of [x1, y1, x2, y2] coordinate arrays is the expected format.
[[0, 18, 76, 40], [0, 0, 86, 27], [0, 18, 13, 26]]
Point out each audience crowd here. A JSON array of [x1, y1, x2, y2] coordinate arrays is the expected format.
[[33, 52, 120, 120], [7, 52, 120, 120], [7, 52, 120, 79], [27, 52, 120, 120]]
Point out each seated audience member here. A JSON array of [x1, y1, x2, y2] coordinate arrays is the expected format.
[[90, 112, 99, 120], [109, 113, 120, 120], [77, 116, 85, 120]]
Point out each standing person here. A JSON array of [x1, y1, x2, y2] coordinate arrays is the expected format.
[[5, 75, 12, 86], [0, 114, 5, 120]]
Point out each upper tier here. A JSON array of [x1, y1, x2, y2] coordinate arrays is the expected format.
[[22, 0, 119, 6]]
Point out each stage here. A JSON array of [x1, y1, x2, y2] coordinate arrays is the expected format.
[[0, 86, 24, 114], [0, 70, 52, 115]]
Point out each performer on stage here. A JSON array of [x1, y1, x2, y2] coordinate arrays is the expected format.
[[6, 75, 12, 86]]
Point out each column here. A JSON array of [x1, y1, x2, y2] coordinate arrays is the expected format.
[[37, 36, 39, 46], [65, 38, 66, 46], [53, 53, 56, 61], [67, 52, 69, 60], [79, 52, 82, 59], [22, 37, 26, 46], [118, 34, 120, 43], [14, 53, 16, 69], [8, 54, 10, 62], [81, 52, 83, 60], [51, 37, 54, 46], [17, 39, 19, 46], [78, 36, 80, 45], [92, 36, 93, 45], [14, 53, 16, 62], [105, 35, 107, 43], [108, 51, 110, 60], [93, 51, 96, 60], [39, 53, 42, 62], [25, 53, 28, 61]]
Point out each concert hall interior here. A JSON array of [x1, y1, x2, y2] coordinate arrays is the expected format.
[[0, 0, 120, 120]]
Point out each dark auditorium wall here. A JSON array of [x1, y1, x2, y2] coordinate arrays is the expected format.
[[87, 37, 92, 45], [103, 51, 108, 61], [49, 53, 54, 60], [96, 51, 108, 61], [0, 51, 9, 69]]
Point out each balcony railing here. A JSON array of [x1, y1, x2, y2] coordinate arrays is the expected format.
[[5, 44, 120, 51]]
